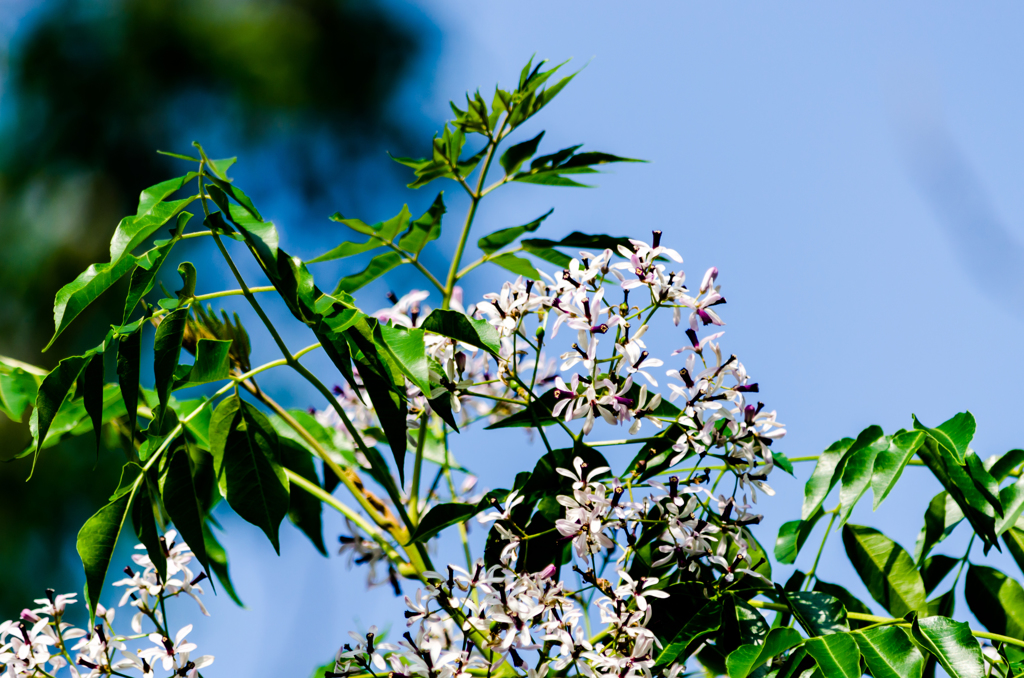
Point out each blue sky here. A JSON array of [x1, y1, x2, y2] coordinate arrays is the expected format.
[[179, 3, 1024, 674], [9, 2, 1024, 675]]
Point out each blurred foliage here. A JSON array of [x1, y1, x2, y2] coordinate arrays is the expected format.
[[0, 0, 433, 618]]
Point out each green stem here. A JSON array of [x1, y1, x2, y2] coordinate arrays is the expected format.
[[804, 510, 837, 587], [193, 286, 275, 302], [442, 119, 508, 308], [409, 415, 429, 525], [284, 468, 410, 570], [747, 600, 1024, 649]]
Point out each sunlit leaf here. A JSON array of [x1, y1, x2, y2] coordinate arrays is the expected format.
[[0, 356, 44, 423], [803, 633, 861, 678], [109, 173, 198, 263], [853, 626, 925, 678], [725, 626, 803, 678], [800, 433, 859, 520], [782, 590, 850, 636], [843, 524, 927, 617], [775, 506, 825, 565], [870, 430, 926, 509], [46, 254, 139, 351], [911, 616, 985, 678], [77, 465, 140, 618]]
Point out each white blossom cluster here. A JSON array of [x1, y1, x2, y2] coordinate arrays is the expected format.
[[332, 457, 770, 678], [0, 532, 213, 678], [317, 233, 784, 477]]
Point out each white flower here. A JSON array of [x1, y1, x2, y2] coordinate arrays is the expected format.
[[138, 624, 197, 672]]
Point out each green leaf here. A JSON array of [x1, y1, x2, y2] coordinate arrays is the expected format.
[[420, 309, 501, 354], [378, 324, 429, 395], [965, 565, 1024, 638], [801, 434, 859, 520], [911, 616, 985, 678], [803, 633, 861, 678], [921, 555, 959, 595], [500, 131, 545, 176], [852, 626, 925, 678], [160, 445, 213, 578], [45, 254, 139, 351], [775, 506, 825, 565], [278, 438, 327, 556], [1004, 527, 1024, 578], [201, 168, 262, 222], [915, 491, 964, 564], [995, 477, 1024, 536], [269, 409, 356, 467], [108, 173, 197, 263], [812, 579, 875, 621], [206, 157, 237, 182], [77, 468, 140, 617], [477, 209, 553, 254], [0, 357, 44, 423], [489, 252, 541, 280], [774, 451, 796, 476], [175, 262, 197, 304], [333, 251, 404, 294], [513, 145, 643, 188], [843, 524, 927, 617], [209, 397, 289, 553], [783, 590, 851, 636], [80, 353, 105, 456], [726, 627, 804, 678], [837, 434, 889, 527], [397, 192, 446, 255], [29, 348, 101, 473], [203, 523, 244, 607], [153, 307, 189, 424], [116, 326, 142, 439], [870, 430, 926, 509], [913, 431, 999, 550], [520, 231, 633, 264], [344, 318, 408, 482], [913, 412, 976, 465], [312, 204, 417, 263], [485, 388, 559, 429], [130, 485, 167, 583], [965, 450, 1004, 517], [407, 502, 481, 545], [989, 449, 1024, 482], [174, 339, 232, 389], [653, 600, 723, 667], [307, 237, 383, 264]]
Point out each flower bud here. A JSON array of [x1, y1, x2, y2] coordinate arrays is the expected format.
[[700, 266, 719, 293]]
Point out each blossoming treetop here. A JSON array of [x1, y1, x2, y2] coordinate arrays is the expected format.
[[2, 57, 1023, 678]]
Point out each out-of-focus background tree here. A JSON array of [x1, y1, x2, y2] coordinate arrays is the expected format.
[[0, 0, 437, 618]]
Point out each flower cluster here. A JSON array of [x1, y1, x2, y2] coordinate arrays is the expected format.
[[0, 532, 213, 678], [315, 233, 784, 495], [332, 456, 772, 678]]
